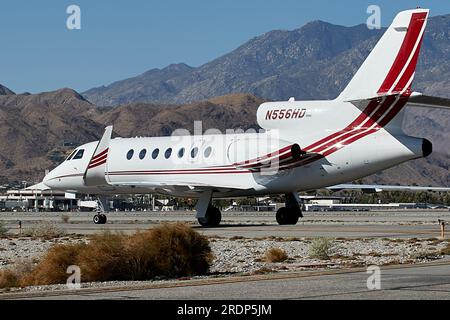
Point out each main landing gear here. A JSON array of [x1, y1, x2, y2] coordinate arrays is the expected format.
[[93, 197, 108, 225], [196, 190, 222, 227], [276, 192, 303, 225], [197, 206, 222, 227]]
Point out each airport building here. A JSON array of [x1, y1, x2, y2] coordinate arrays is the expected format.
[[0, 185, 77, 211]]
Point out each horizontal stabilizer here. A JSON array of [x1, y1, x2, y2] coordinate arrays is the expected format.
[[407, 93, 450, 109]]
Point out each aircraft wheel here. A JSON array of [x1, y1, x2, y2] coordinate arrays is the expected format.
[[198, 207, 222, 227], [276, 207, 300, 225], [93, 214, 101, 224], [93, 214, 107, 224]]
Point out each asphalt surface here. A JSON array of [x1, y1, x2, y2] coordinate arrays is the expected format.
[[1, 210, 449, 300], [2, 210, 449, 239]]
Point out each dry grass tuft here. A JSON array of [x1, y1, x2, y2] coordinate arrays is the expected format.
[[265, 248, 288, 263], [309, 237, 334, 260]]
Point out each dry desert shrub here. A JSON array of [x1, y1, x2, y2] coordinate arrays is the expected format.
[[126, 223, 213, 279], [265, 248, 288, 263], [77, 232, 128, 282], [16, 223, 213, 287], [0, 269, 20, 289], [21, 243, 87, 286]]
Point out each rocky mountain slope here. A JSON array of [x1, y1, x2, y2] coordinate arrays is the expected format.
[[0, 85, 15, 96]]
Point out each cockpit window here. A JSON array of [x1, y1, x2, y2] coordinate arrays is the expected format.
[[66, 149, 77, 161], [73, 149, 85, 160]]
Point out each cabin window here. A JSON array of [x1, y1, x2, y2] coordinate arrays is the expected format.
[[66, 149, 77, 161], [126, 149, 134, 160], [139, 149, 147, 160], [73, 149, 85, 160], [178, 147, 185, 158], [204, 146, 212, 158], [191, 147, 198, 158], [152, 148, 159, 159], [165, 148, 173, 159]]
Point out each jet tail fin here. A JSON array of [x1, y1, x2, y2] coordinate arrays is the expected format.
[[338, 9, 429, 101], [83, 126, 113, 186]]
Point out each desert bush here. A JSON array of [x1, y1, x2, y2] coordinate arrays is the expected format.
[[21, 243, 87, 286], [61, 214, 70, 223], [0, 269, 20, 289], [19, 223, 213, 286], [309, 237, 334, 260], [24, 221, 66, 239], [124, 223, 213, 279], [264, 248, 288, 263], [0, 221, 8, 237], [78, 232, 128, 282]]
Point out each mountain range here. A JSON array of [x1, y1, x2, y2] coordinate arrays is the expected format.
[[83, 14, 450, 106], [1, 13, 450, 188]]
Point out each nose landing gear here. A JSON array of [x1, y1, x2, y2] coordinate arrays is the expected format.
[[93, 197, 109, 225], [93, 213, 107, 224]]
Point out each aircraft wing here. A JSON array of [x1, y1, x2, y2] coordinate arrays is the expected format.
[[327, 184, 450, 193], [109, 181, 253, 193]]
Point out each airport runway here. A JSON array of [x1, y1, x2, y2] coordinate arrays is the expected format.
[[2, 210, 449, 239], [2, 259, 449, 300]]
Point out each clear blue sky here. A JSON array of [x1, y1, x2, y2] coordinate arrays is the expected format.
[[0, 0, 449, 94]]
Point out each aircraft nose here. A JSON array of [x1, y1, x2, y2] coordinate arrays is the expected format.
[[42, 169, 59, 189]]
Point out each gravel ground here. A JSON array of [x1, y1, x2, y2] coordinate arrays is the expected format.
[[0, 234, 448, 293], [209, 237, 449, 273]]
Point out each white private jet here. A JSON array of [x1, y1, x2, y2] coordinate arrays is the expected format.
[[43, 8, 450, 226]]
